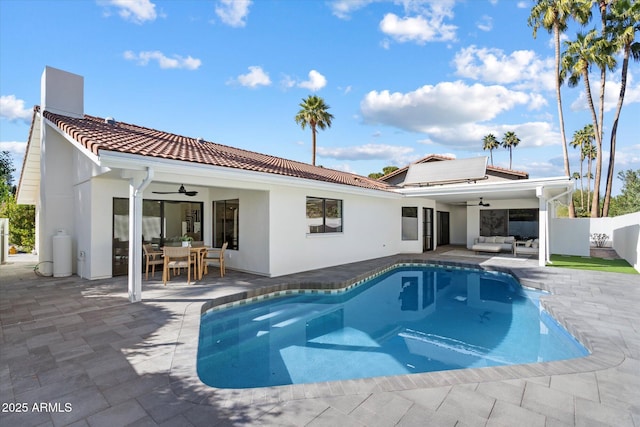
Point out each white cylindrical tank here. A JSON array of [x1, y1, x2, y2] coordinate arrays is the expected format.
[[52, 229, 72, 277]]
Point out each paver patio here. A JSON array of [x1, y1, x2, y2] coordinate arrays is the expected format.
[[1, 249, 638, 426]]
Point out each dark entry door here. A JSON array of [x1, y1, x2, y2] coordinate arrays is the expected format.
[[423, 208, 433, 252], [437, 211, 450, 246]]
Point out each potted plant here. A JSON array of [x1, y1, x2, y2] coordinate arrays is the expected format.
[[181, 234, 193, 247]]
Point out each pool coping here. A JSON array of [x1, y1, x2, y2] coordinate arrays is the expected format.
[[168, 258, 626, 406]]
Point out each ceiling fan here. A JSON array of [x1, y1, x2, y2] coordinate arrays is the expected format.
[[456, 197, 490, 207], [469, 197, 490, 207], [152, 184, 198, 197]]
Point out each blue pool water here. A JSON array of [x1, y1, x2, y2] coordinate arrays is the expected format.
[[197, 265, 588, 388]]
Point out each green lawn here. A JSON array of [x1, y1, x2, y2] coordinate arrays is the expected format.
[[548, 254, 638, 274]]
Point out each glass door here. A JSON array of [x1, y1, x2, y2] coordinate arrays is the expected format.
[[112, 198, 203, 276], [423, 208, 433, 252], [437, 211, 450, 246]]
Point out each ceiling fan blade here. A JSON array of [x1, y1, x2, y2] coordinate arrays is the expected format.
[[152, 191, 179, 194], [184, 191, 198, 196]]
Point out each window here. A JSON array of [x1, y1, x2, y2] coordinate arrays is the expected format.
[[401, 207, 418, 240], [480, 208, 538, 239], [214, 199, 239, 249], [307, 197, 343, 233]]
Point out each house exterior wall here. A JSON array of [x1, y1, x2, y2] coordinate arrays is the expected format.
[[208, 187, 270, 276], [267, 185, 402, 277], [37, 125, 77, 276]]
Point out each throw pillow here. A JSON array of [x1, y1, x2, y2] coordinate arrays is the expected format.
[[495, 237, 506, 244], [525, 239, 533, 248]]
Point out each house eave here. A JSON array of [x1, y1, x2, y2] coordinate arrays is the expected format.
[[98, 150, 403, 199]]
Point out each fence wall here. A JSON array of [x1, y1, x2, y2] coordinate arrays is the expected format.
[[550, 211, 640, 272]]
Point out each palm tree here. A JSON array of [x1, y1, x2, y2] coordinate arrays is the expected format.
[[583, 139, 597, 212], [602, 0, 640, 217], [570, 124, 595, 210], [294, 95, 334, 166], [482, 134, 500, 166], [562, 29, 616, 217], [501, 131, 520, 169], [528, 0, 590, 218]]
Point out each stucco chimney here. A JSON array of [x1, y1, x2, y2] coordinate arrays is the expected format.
[[41, 66, 84, 118]]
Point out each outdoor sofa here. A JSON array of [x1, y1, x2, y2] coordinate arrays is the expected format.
[[514, 238, 540, 256], [471, 236, 515, 253]]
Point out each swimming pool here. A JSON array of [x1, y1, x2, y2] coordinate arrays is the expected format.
[[197, 264, 588, 389]]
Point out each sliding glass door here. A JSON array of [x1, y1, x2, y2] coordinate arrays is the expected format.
[[112, 198, 203, 276]]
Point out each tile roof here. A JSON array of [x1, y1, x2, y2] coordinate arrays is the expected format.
[[379, 154, 529, 181], [40, 108, 394, 192]]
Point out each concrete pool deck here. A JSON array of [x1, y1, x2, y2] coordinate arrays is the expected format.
[[1, 249, 638, 426]]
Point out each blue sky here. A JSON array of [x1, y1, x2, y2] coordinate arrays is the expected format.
[[1, 0, 638, 195]]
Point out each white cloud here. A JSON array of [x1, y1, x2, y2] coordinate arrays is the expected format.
[[570, 73, 640, 112], [0, 141, 27, 155], [361, 81, 531, 132], [318, 143, 413, 160], [379, 12, 456, 44], [123, 50, 201, 70], [99, 0, 157, 24], [476, 15, 492, 32], [215, 0, 252, 27], [0, 95, 32, 122], [298, 70, 327, 91], [453, 45, 555, 92], [329, 0, 378, 19], [234, 66, 271, 88], [359, 81, 560, 151]]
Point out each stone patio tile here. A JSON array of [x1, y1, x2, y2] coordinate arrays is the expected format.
[[396, 403, 458, 427], [574, 396, 635, 427], [549, 372, 600, 402], [252, 399, 327, 426], [436, 385, 496, 426], [121, 415, 159, 427], [320, 393, 369, 415], [521, 382, 575, 425], [486, 400, 546, 427], [0, 407, 52, 427], [85, 399, 148, 427], [305, 406, 366, 427], [476, 380, 524, 406], [48, 386, 109, 427], [396, 386, 451, 412], [181, 403, 251, 427], [350, 392, 414, 425], [101, 374, 170, 406], [157, 414, 194, 427]]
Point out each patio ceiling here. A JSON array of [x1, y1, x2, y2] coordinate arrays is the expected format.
[[397, 176, 574, 205]]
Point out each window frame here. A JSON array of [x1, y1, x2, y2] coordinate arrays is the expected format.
[[401, 206, 419, 241], [306, 196, 343, 234]]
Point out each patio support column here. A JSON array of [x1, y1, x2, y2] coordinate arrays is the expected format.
[[536, 186, 547, 267], [127, 168, 154, 303]]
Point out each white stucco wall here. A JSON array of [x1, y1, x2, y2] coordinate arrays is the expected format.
[[267, 186, 402, 277], [549, 218, 591, 256], [38, 125, 77, 276], [549, 212, 639, 271], [208, 187, 270, 276]]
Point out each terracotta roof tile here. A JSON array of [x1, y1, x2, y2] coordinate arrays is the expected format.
[[41, 108, 393, 192]]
